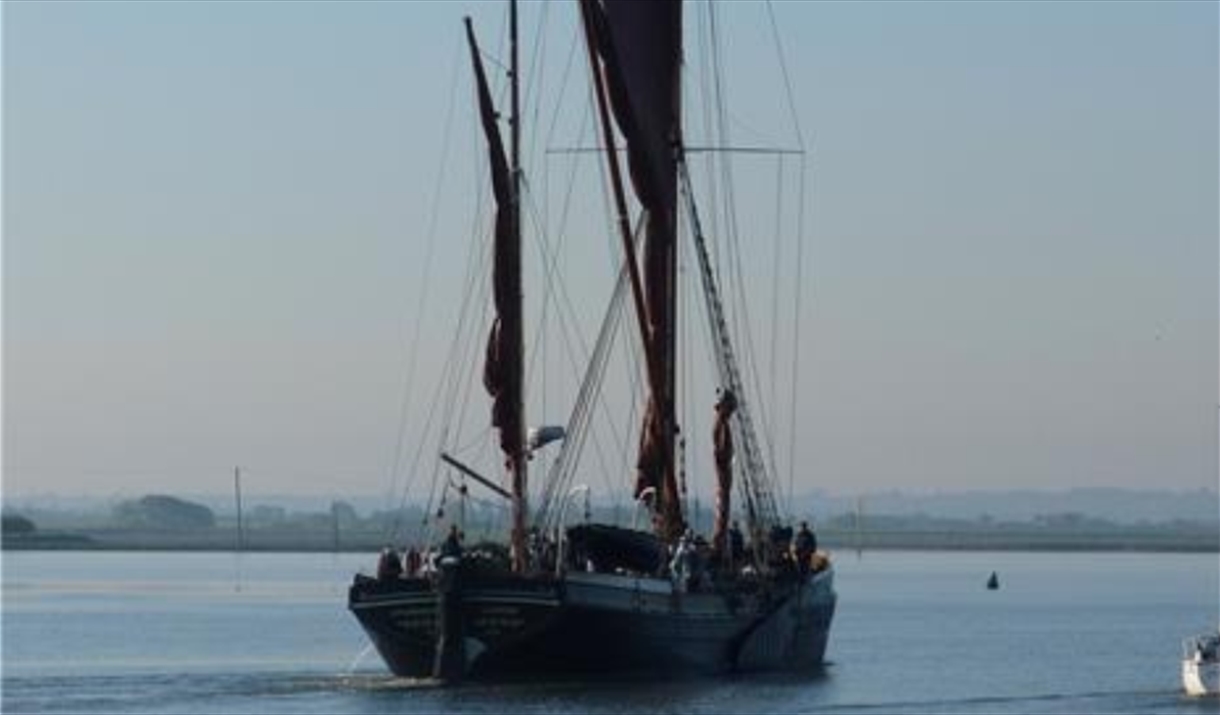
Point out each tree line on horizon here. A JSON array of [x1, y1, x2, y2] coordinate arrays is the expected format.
[[3, 491, 1217, 542]]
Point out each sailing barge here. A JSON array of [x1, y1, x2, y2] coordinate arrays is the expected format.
[[349, 0, 835, 681]]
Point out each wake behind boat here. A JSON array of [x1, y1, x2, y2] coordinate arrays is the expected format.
[[349, 0, 835, 682]]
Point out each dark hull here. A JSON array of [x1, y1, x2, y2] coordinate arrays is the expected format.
[[349, 565, 835, 680]]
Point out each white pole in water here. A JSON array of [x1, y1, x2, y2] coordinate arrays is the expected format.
[[234, 466, 245, 552], [332, 501, 341, 553]]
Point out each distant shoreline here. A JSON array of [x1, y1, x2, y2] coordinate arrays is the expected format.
[[4, 528, 1216, 554]]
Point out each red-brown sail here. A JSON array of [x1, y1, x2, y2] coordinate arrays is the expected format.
[[584, 0, 684, 540], [465, 16, 527, 570]]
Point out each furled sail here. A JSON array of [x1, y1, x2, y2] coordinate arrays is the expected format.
[[465, 18, 526, 548], [584, 0, 684, 539], [712, 389, 737, 559]]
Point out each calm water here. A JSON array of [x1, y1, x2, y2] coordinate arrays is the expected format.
[[3, 550, 1217, 714]]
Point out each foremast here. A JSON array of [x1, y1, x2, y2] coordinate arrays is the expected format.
[[465, 2, 528, 573]]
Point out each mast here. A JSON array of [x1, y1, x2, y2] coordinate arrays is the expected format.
[[507, 0, 527, 573], [510, 0, 521, 180], [465, 6, 526, 572], [580, 0, 685, 540]]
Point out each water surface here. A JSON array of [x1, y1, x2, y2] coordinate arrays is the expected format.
[[4, 550, 1216, 713]]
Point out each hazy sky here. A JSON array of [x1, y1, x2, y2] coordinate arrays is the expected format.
[[4, 1, 1216, 500]]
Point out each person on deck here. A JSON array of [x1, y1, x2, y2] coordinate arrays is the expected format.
[[377, 546, 403, 580], [794, 521, 817, 574], [669, 529, 696, 593], [440, 525, 463, 560], [403, 546, 422, 577], [729, 521, 745, 564]]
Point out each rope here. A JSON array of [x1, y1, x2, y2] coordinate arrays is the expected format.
[[384, 35, 462, 537]]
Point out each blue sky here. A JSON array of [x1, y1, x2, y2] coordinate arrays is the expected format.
[[3, 1, 1216, 500]]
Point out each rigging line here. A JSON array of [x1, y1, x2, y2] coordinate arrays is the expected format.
[[708, 78, 783, 515], [445, 76, 509, 470], [437, 139, 492, 454], [397, 115, 495, 542], [767, 0, 811, 519], [532, 34, 583, 406], [522, 184, 552, 419], [786, 157, 809, 519], [539, 81, 603, 387], [579, 86, 642, 477], [768, 154, 784, 480], [617, 236, 646, 489], [621, 333, 641, 502], [521, 178, 596, 394], [386, 34, 463, 516], [526, 0, 549, 176], [764, 0, 805, 151], [529, 151, 630, 515], [707, 0, 727, 238], [536, 215, 641, 531], [696, 2, 723, 288], [709, 0, 745, 356], [613, 294, 642, 500], [520, 105, 593, 401], [392, 203, 488, 543], [521, 185, 626, 509], [682, 159, 783, 530], [679, 214, 699, 519], [542, 26, 580, 203], [450, 426, 494, 457], [388, 65, 483, 543], [425, 105, 495, 477], [475, 47, 509, 76], [578, 77, 650, 512], [707, 2, 776, 486], [730, 220, 779, 485], [534, 268, 623, 530], [391, 368, 443, 541], [542, 258, 628, 521], [522, 187, 593, 422], [533, 3, 552, 424], [680, 168, 742, 503], [448, 273, 493, 478], [533, 94, 630, 529]]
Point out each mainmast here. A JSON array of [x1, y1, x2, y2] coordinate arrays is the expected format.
[[580, 0, 685, 541]]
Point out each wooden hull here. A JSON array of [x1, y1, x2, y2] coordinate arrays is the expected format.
[[348, 565, 835, 679]]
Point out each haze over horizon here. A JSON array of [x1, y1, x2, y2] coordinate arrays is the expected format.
[[4, 1, 1217, 500]]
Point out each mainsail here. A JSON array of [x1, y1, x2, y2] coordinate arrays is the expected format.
[[465, 16, 527, 570], [583, 0, 685, 540]]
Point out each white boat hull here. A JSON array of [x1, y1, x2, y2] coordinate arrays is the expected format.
[[1183, 658, 1220, 696]]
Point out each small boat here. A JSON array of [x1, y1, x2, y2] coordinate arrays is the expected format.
[[1182, 630, 1220, 696], [985, 571, 999, 590]]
